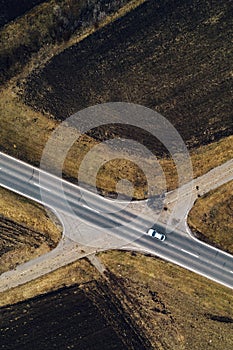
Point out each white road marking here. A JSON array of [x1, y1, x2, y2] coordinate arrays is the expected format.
[[1, 152, 233, 291], [168, 243, 176, 248], [82, 203, 100, 213], [181, 249, 199, 258], [32, 181, 51, 192]]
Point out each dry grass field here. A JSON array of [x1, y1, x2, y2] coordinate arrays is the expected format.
[[188, 181, 233, 254], [1, 251, 233, 349], [0, 187, 62, 274], [101, 251, 233, 350]]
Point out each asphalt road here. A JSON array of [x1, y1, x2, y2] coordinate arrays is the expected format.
[[0, 152, 233, 290]]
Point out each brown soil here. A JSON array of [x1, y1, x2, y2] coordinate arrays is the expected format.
[[100, 250, 233, 350], [0, 0, 145, 84], [0, 247, 233, 350], [1, 251, 233, 349], [0, 283, 146, 350], [23, 0, 233, 150], [0, 261, 151, 350], [0, 0, 46, 27]]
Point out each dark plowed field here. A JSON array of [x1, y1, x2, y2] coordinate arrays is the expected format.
[[0, 282, 149, 350], [0, 214, 60, 274], [0, 0, 47, 27], [0, 215, 56, 256], [23, 0, 233, 151]]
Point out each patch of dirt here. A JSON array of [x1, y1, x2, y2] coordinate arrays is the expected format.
[[22, 0, 233, 152], [0, 281, 151, 350], [0, 0, 143, 84], [100, 250, 233, 350], [102, 270, 182, 349], [0, 0, 47, 28], [1, 248, 233, 349], [205, 314, 233, 324]]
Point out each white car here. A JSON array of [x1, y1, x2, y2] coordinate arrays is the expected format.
[[146, 228, 166, 241]]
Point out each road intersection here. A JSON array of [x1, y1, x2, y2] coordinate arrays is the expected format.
[[0, 152, 232, 291]]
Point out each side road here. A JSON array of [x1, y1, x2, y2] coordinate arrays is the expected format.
[[0, 155, 232, 292]]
